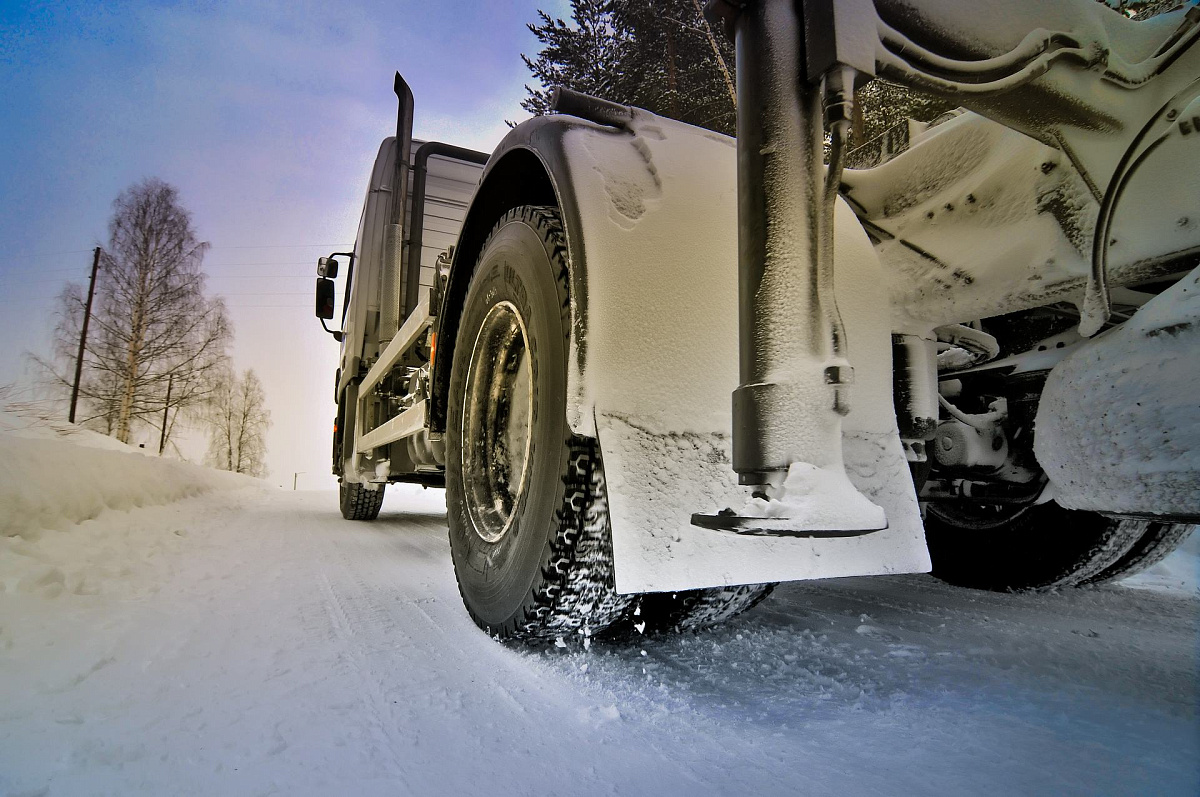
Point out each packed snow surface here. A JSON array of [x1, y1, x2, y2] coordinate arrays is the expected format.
[[0, 420, 1196, 794]]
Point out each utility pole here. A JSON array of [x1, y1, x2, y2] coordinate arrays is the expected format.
[[68, 247, 101, 424], [158, 372, 173, 455], [293, 472, 304, 490]]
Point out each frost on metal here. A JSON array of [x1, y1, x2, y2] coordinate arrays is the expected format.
[[597, 413, 927, 594], [1036, 267, 1200, 517], [842, 110, 1200, 329]]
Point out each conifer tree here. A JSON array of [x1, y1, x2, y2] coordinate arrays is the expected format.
[[521, 1, 627, 118]]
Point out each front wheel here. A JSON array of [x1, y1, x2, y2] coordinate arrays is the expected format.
[[446, 206, 631, 641]]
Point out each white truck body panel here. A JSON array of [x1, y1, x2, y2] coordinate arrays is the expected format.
[[400, 152, 483, 311], [340, 141, 484, 396]]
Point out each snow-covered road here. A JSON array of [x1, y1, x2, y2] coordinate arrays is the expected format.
[[2, 485, 1197, 796]]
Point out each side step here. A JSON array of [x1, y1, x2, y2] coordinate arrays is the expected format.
[[356, 400, 427, 454], [354, 290, 434, 457]]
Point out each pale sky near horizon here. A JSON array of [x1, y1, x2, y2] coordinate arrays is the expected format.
[[0, 0, 570, 489]]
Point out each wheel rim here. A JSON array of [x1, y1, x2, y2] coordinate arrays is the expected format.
[[461, 300, 535, 544], [927, 501, 1034, 531]]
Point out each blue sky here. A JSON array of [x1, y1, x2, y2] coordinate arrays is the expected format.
[[0, 0, 569, 486]]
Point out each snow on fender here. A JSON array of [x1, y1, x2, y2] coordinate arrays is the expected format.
[[1035, 266, 1200, 517]]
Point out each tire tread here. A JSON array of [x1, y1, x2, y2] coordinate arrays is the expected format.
[[450, 206, 632, 642], [1085, 522, 1195, 585], [637, 583, 776, 634], [340, 481, 385, 521]]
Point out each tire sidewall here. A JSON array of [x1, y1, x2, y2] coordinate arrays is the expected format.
[[446, 211, 570, 630]]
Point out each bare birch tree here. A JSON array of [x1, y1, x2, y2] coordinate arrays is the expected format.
[[205, 368, 270, 478], [35, 178, 231, 445]]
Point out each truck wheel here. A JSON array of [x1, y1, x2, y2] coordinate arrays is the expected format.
[[635, 584, 776, 634], [1083, 522, 1195, 585], [924, 501, 1145, 591], [446, 206, 632, 641], [340, 481, 385, 521]]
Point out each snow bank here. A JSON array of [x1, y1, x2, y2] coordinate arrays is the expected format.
[[0, 408, 136, 452], [0, 409, 259, 540]]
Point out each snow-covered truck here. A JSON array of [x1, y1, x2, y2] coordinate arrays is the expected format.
[[315, 0, 1200, 640]]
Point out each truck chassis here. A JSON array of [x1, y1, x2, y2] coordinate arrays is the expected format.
[[316, 0, 1200, 639]]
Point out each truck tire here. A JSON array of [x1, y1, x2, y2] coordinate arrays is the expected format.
[[1083, 522, 1195, 585], [446, 206, 632, 641], [634, 584, 776, 634], [340, 481, 385, 521], [924, 501, 1146, 591]]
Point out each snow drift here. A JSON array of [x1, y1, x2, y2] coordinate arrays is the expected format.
[[0, 410, 256, 540]]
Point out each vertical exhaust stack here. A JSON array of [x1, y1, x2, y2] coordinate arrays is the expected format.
[[380, 73, 416, 346]]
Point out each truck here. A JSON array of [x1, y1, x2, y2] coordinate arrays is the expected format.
[[315, 0, 1200, 641]]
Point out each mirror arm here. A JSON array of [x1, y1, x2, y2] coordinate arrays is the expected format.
[[320, 318, 343, 343]]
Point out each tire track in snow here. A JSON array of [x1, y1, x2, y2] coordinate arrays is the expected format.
[[304, 519, 420, 793], [318, 496, 722, 795]]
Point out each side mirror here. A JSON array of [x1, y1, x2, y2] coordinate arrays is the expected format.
[[317, 256, 339, 278], [316, 277, 336, 320]]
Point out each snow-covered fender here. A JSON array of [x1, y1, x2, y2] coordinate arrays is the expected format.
[[435, 112, 931, 594], [1035, 266, 1200, 520]]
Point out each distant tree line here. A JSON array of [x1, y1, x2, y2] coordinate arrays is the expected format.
[[34, 178, 270, 476], [204, 368, 271, 478]]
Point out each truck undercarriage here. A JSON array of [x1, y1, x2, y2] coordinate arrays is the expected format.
[[315, 0, 1200, 640]]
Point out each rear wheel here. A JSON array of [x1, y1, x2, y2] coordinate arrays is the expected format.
[[446, 206, 631, 641], [340, 481, 385, 521], [635, 584, 776, 633], [925, 501, 1147, 591], [1084, 522, 1195, 585]]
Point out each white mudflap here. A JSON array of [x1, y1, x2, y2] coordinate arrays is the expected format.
[[599, 416, 930, 594], [559, 118, 931, 594]]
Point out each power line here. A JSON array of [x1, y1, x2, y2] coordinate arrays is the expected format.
[[0, 288, 347, 303], [204, 261, 341, 267], [8, 244, 353, 258], [13, 266, 96, 275], [6, 249, 94, 259], [4, 275, 322, 288], [12, 261, 332, 271], [216, 292, 316, 296], [203, 243, 353, 250], [0, 293, 335, 302]]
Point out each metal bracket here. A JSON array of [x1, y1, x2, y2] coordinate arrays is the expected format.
[[692, 510, 887, 538]]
